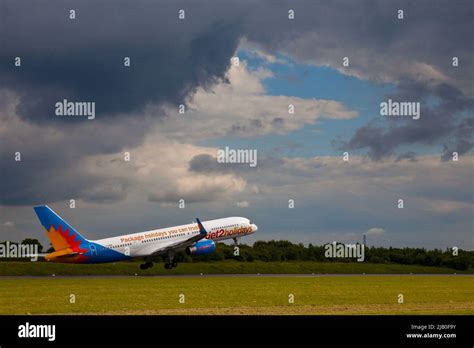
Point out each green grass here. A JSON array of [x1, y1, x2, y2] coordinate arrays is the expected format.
[[0, 276, 472, 315], [0, 260, 471, 276]]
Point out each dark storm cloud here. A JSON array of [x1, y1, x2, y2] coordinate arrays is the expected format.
[[0, 0, 246, 206], [0, 96, 143, 205], [0, 1, 243, 123], [344, 81, 474, 160], [1, 160, 128, 206]]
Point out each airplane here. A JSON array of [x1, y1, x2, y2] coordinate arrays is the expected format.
[[33, 205, 258, 270]]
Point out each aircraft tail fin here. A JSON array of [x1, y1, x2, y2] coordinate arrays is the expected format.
[[33, 205, 89, 252]]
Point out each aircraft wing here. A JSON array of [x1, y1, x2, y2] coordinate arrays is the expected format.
[[149, 217, 208, 256]]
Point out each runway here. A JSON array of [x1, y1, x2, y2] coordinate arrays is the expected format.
[[0, 273, 471, 279]]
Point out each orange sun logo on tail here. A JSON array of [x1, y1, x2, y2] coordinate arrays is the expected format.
[[45, 224, 89, 262]]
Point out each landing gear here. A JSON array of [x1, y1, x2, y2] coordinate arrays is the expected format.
[[164, 251, 178, 270], [140, 261, 153, 270], [233, 237, 240, 246], [164, 262, 177, 269]]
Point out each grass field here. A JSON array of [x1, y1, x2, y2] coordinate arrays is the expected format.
[[0, 276, 472, 315], [0, 260, 471, 276]]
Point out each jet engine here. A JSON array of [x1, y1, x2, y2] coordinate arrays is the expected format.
[[185, 239, 216, 255]]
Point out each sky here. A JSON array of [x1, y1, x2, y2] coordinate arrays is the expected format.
[[0, 0, 473, 250]]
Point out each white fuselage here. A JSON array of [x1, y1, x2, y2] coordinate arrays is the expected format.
[[93, 217, 257, 258]]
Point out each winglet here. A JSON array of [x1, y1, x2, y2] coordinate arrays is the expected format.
[[196, 218, 208, 235]]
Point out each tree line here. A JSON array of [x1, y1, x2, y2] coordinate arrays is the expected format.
[[1, 239, 472, 270], [186, 241, 473, 270]]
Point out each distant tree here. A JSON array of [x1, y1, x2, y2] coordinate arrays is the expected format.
[[20, 238, 43, 253]]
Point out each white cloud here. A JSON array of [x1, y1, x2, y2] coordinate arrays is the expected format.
[[238, 39, 290, 65], [159, 60, 357, 140], [366, 228, 385, 236], [80, 135, 246, 204]]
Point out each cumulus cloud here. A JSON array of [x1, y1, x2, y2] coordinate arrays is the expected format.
[[366, 228, 385, 236], [79, 133, 247, 204], [160, 61, 356, 140], [0, 89, 249, 206]]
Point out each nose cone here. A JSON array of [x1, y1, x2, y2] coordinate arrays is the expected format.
[[251, 224, 258, 232]]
